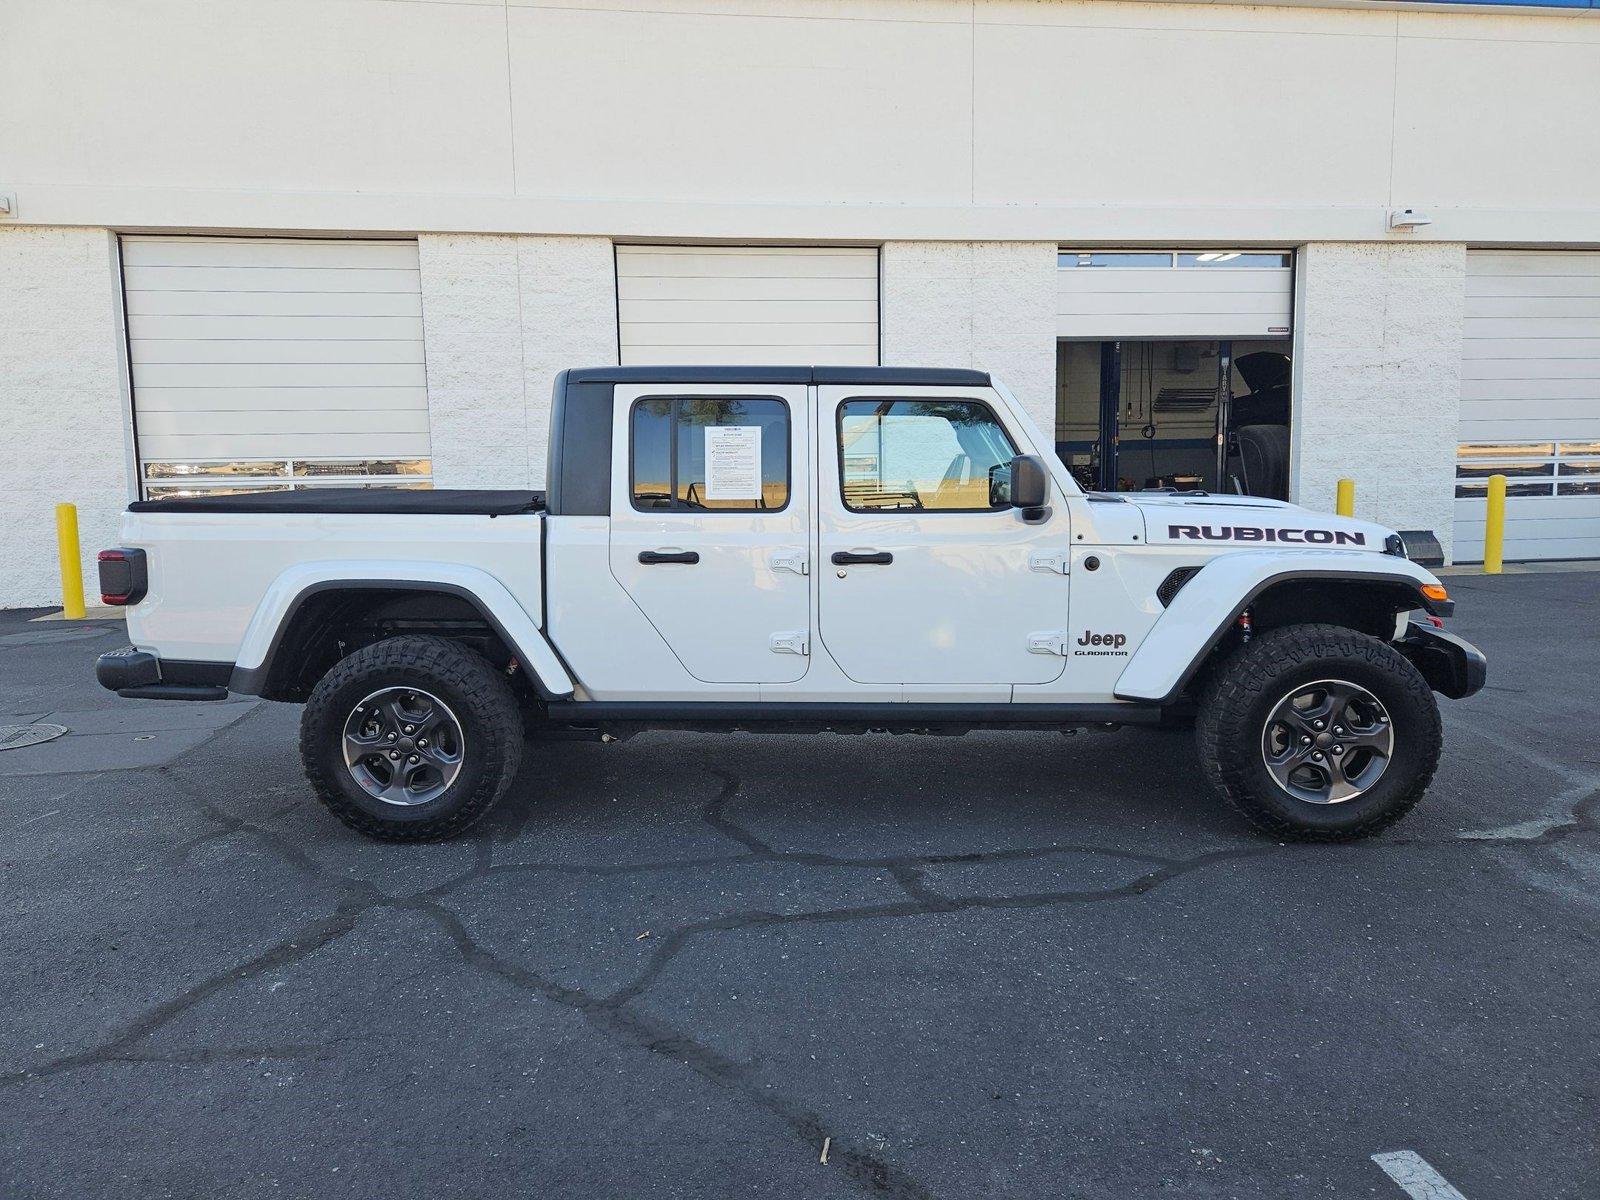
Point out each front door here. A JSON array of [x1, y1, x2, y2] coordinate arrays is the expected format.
[[608, 383, 811, 684], [816, 385, 1072, 686]]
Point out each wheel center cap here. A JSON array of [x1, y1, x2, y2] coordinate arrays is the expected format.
[[397, 736, 416, 753], [1315, 731, 1334, 748]]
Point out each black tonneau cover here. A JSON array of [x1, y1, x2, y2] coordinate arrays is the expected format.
[[128, 488, 546, 516]]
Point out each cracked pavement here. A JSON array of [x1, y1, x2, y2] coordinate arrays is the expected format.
[[2, 571, 1598, 1199]]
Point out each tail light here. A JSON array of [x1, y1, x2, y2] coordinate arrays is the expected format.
[[97, 548, 147, 606]]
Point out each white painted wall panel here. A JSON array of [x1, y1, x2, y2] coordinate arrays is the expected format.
[[1457, 250, 1600, 561], [1291, 243, 1466, 560], [880, 242, 1058, 437], [0, 226, 130, 608], [5, 2, 1600, 246], [616, 246, 878, 366], [123, 236, 431, 472], [417, 233, 618, 490], [1056, 266, 1293, 339]]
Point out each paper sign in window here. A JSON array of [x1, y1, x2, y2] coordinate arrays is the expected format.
[[703, 426, 762, 500]]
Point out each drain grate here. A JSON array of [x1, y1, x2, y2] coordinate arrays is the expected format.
[[0, 724, 68, 752]]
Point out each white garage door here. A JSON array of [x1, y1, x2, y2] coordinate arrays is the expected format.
[[1057, 250, 1294, 339], [1456, 251, 1600, 562], [616, 245, 878, 366], [122, 236, 431, 498]]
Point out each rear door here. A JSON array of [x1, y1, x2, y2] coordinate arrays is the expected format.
[[816, 385, 1072, 686], [608, 382, 811, 683]]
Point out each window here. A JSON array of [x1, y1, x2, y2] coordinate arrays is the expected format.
[[630, 396, 790, 512], [1176, 252, 1292, 268], [1059, 252, 1172, 269], [140, 457, 433, 497], [838, 399, 1016, 512], [1059, 251, 1293, 270], [1452, 441, 1600, 499]]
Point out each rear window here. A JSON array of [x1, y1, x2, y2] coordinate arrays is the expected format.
[[631, 397, 790, 512]]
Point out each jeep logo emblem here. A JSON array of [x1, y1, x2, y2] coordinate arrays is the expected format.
[[1076, 630, 1127, 649], [1168, 524, 1365, 546], [1073, 630, 1129, 657]]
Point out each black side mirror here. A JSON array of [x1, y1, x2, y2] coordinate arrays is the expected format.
[[989, 454, 1049, 512]]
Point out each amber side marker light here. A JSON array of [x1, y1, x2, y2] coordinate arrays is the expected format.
[[1421, 584, 1450, 604]]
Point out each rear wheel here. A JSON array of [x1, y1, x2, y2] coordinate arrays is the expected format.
[[1196, 623, 1441, 840], [300, 635, 523, 841]]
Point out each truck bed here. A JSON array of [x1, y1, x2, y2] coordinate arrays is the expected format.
[[128, 488, 546, 516]]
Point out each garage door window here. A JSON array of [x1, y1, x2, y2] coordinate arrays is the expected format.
[[631, 397, 790, 512], [1454, 441, 1600, 498]]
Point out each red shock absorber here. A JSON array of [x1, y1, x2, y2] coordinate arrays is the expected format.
[[1237, 609, 1253, 644]]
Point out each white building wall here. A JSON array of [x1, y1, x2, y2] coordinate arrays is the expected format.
[[4, 0, 1597, 247], [1291, 242, 1467, 558], [419, 235, 616, 489], [880, 242, 1058, 436], [0, 227, 130, 609]]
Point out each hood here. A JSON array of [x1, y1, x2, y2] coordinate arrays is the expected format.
[[1233, 351, 1291, 395], [1107, 492, 1397, 553]]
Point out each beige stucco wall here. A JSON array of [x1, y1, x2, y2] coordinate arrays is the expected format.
[[1290, 242, 1468, 558], [880, 242, 1058, 436], [419, 235, 617, 490], [0, 227, 130, 608]]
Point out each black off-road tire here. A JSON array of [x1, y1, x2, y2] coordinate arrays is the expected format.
[[300, 635, 523, 841], [1195, 623, 1442, 841]]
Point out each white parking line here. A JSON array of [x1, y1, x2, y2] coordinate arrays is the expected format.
[[1372, 1151, 1470, 1200]]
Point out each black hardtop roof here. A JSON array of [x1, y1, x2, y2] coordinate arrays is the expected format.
[[561, 365, 992, 387]]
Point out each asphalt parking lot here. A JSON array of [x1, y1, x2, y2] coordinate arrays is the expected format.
[[2, 571, 1597, 1199]]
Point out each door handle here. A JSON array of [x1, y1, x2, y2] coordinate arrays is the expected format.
[[638, 550, 700, 565], [831, 550, 893, 566]]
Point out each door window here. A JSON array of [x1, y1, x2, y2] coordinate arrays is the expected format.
[[630, 397, 790, 512], [837, 399, 1016, 513]]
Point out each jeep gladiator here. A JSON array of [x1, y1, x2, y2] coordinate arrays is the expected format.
[[94, 366, 1485, 842]]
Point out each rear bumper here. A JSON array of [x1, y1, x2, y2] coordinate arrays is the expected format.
[[96, 647, 232, 701], [1397, 622, 1486, 700]]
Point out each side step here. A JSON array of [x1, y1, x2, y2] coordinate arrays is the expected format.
[[117, 683, 230, 701]]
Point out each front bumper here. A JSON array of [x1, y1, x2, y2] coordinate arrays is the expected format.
[[96, 646, 231, 701], [1396, 622, 1487, 699]]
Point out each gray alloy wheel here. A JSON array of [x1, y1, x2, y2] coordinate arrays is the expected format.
[[1259, 677, 1394, 805], [341, 686, 466, 807]]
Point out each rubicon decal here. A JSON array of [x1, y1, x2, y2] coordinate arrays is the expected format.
[[1167, 525, 1366, 546]]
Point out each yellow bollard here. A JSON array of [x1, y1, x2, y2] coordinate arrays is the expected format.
[[1483, 474, 1507, 575], [1335, 478, 1356, 518], [55, 503, 87, 619], [55, 503, 89, 619]]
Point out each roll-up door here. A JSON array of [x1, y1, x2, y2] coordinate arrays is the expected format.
[[121, 236, 430, 498], [1456, 251, 1600, 562], [1056, 250, 1294, 340], [616, 245, 878, 366]]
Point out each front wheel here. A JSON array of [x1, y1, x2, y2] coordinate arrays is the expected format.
[[300, 635, 524, 841], [1195, 623, 1442, 841]]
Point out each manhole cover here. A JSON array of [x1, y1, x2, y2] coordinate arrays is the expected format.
[[0, 724, 68, 751]]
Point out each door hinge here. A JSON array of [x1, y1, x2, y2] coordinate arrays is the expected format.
[[1027, 631, 1070, 656], [770, 549, 809, 576], [770, 631, 810, 655], [1028, 550, 1071, 575]]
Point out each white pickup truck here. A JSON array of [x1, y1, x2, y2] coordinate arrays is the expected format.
[[95, 366, 1483, 843]]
